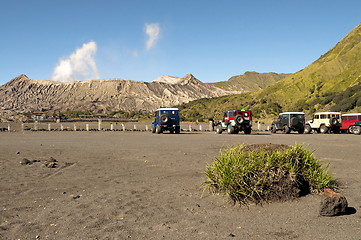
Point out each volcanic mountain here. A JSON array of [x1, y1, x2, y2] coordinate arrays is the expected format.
[[0, 73, 230, 119]]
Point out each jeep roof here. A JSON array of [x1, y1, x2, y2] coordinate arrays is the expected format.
[[155, 108, 179, 111], [224, 109, 251, 113], [313, 112, 341, 115], [342, 113, 361, 116], [279, 112, 304, 115]]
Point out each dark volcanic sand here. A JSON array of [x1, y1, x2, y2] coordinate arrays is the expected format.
[[1, 131, 361, 239]]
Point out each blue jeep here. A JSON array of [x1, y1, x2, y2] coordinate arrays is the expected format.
[[152, 108, 181, 134]]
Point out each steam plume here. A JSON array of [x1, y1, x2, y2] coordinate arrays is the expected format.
[[51, 41, 100, 82], [145, 23, 160, 50]]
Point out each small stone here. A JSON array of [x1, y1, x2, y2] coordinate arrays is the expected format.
[[20, 158, 32, 165], [16, 151, 20, 154], [44, 162, 57, 168], [72, 195, 81, 199], [319, 188, 348, 216]]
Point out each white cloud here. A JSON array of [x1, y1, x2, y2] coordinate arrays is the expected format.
[[145, 23, 160, 50], [51, 41, 100, 82]]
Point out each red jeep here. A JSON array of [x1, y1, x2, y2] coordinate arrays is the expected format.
[[215, 109, 252, 134], [341, 113, 361, 133]]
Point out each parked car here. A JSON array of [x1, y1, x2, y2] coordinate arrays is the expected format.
[[341, 113, 361, 133], [152, 108, 180, 134], [270, 112, 305, 134], [215, 109, 252, 134], [352, 121, 361, 135], [304, 112, 341, 134]]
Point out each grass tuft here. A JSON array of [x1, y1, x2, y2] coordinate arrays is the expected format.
[[204, 143, 337, 205]]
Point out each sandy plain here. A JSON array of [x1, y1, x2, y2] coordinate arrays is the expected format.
[[1, 130, 361, 239]]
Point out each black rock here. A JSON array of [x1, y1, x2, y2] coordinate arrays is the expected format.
[[320, 189, 348, 216]]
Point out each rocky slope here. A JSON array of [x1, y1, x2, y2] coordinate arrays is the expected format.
[[211, 71, 290, 92], [0, 74, 230, 119]]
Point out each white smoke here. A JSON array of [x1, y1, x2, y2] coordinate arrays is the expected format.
[[51, 41, 100, 82], [145, 23, 160, 50]]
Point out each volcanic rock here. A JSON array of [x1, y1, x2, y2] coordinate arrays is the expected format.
[[319, 188, 348, 216]]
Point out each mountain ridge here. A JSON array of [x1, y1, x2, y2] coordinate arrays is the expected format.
[[178, 22, 361, 120], [0, 74, 231, 120], [210, 71, 290, 92]]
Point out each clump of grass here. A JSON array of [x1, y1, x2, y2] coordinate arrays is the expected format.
[[204, 143, 337, 205]]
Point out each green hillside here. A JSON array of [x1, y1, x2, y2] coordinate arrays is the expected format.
[[211, 71, 290, 92], [178, 23, 361, 121]]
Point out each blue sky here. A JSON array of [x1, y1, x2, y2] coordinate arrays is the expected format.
[[0, 0, 360, 85]]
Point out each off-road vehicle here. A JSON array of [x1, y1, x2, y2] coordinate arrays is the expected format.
[[270, 112, 305, 134], [215, 109, 252, 134], [304, 112, 341, 134], [352, 121, 361, 135], [341, 113, 361, 133], [152, 108, 180, 134]]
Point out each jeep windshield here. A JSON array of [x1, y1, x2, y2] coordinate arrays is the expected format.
[[290, 114, 305, 121], [314, 114, 340, 119], [159, 110, 178, 115]]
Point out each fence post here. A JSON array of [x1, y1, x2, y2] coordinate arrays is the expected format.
[[189, 125, 192, 132], [145, 125, 149, 131], [110, 123, 114, 131], [209, 120, 214, 131], [74, 124, 77, 131], [34, 121, 38, 131], [48, 123, 51, 131], [98, 119, 102, 131], [7, 124, 10, 132], [21, 123, 24, 132], [86, 124, 89, 131], [60, 124, 64, 131], [121, 123, 125, 131]]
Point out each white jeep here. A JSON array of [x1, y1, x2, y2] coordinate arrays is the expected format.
[[304, 112, 341, 134]]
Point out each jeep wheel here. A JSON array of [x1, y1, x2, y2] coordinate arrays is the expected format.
[[151, 126, 156, 133], [227, 125, 235, 134], [348, 126, 354, 134], [290, 117, 299, 126], [175, 126, 181, 134], [235, 115, 244, 124], [215, 125, 222, 134], [283, 126, 290, 134], [169, 129, 174, 134], [155, 125, 162, 134], [298, 129, 304, 134], [330, 117, 339, 126], [244, 128, 251, 134], [353, 126, 361, 135], [234, 128, 240, 134], [304, 125, 312, 134], [320, 125, 328, 134], [271, 125, 277, 133], [160, 114, 168, 124]]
